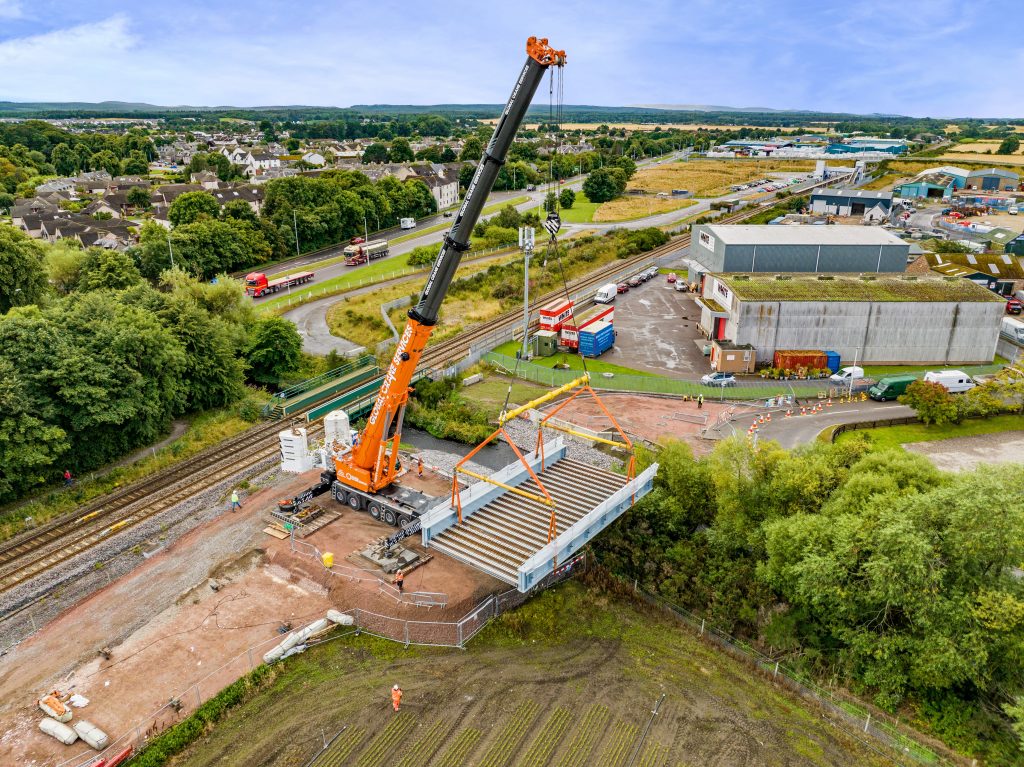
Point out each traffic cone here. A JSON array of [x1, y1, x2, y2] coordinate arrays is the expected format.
[[826, 398, 832, 408], [766, 412, 772, 422], [785, 409, 792, 417], [800, 406, 806, 416]]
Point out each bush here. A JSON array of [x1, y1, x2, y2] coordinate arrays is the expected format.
[[406, 244, 437, 267]]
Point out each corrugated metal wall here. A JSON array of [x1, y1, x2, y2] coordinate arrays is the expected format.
[[733, 299, 1002, 364]]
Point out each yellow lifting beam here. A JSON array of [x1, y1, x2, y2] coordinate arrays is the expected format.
[[498, 375, 590, 426], [455, 467, 556, 507]]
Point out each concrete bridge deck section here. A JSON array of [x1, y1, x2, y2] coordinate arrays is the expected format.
[[421, 438, 658, 591]]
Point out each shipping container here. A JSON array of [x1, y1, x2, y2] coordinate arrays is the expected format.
[[772, 349, 828, 371], [538, 298, 575, 332], [579, 320, 615, 357], [561, 303, 615, 348]]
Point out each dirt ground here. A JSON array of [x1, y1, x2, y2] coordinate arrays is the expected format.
[[902, 431, 1024, 472], [0, 467, 501, 767], [539, 391, 754, 455], [600, 281, 708, 377], [175, 582, 900, 767]]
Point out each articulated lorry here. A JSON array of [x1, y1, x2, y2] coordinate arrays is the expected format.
[[344, 239, 390, 266], [244, 270, 315, 297]]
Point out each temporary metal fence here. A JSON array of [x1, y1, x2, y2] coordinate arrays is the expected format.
[[619, 579, 957, 767]]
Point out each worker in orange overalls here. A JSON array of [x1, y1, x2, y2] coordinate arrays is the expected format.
[[391, 684, 403, 711], [417, 457, 424, 477], [394, 569, 404, 594]]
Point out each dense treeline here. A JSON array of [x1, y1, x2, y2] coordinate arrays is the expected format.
[[0, 225, 303, 502], [594, 438, 1024, 764]]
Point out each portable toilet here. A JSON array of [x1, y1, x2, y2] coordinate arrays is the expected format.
[[532, 329, 559, 357]]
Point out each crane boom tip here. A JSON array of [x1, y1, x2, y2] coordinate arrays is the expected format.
[[526, 36, 566, 67]]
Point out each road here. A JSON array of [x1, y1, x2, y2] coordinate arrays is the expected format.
[[728, 401, 914, 449]]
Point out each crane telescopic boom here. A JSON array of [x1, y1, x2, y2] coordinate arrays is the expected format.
[[335, 37, 566, 495]]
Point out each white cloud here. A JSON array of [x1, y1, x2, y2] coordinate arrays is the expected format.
[[0, 16, 136, 100], [0, 0, 22, 19]]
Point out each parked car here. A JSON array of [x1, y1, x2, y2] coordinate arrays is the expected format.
[[701, 372, 736, 387], [666, 273, 677, 283], [442, 211, 453, 217], [1007, 298, 1023, 315], [644, 267, 658, 280], [627, 275, 643, 287], [616, 283, 630, 293]]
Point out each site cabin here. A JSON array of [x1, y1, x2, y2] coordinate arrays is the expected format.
[[538, 297, 575, 333], [343, 239, 390, 265], [244, 270, 315, 297], [560, 303, 614, 349]]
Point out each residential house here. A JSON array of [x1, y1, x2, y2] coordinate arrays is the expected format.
[[35, 178, 77, 196], [410, 163, 460, 210], [108, 176, 150, 192], [74, 170, 112, 194], [151, 184, 204, 210], [211, 184, 264, 214], [81, 199, 121, 219], [301, 152, 326, 167], [190, 170, 221, 189]]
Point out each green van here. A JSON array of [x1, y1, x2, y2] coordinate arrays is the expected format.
[[868, 374, 918, 401]]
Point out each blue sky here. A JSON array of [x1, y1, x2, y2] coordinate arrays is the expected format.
[[0, 0, 1021, 117]]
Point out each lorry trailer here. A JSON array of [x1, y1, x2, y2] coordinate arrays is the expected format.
[[344, 240, 390, 265], [244, 270, 315, 298]]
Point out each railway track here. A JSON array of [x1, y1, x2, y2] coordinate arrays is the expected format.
[[0, 205, 759, 600]]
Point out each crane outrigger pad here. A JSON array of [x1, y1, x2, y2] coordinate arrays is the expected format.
[[420, 437, 657, 591]]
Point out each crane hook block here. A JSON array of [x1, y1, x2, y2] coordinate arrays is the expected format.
[[526, 37, 566, 67]]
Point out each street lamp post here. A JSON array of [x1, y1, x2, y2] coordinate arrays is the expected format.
[[849, 347, 860, 399], [166, 230, 175, 268], [292, 211, 300, 258]]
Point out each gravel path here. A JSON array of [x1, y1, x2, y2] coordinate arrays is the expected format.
[[0, 456, 279, 655], [902, 431, 1024, 472]]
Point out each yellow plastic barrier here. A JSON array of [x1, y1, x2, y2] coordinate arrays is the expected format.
[[321, 552, 334, 568]]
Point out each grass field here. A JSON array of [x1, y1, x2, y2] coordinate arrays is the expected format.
[[459, 377, 554, 411], [937, 152, 1024, 166], [492, 341, 656, 377], [626, 159, 815, 198], [558, 192, 601, 223], [835, 414, 1024, 450], [390, 196, 531, 245], [171, 582, 899, 767], [592, 195, 695, 222], [860, 173, 903, 191]]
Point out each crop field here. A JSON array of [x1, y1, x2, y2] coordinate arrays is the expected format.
[[943, 141, 1024, 155], [938, 152, 1024, 166], [173, 582, 899, 767], [626, 159, 815, 198], [592, 195, 695, 222]]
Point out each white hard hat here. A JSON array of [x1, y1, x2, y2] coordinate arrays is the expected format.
[[393, 684, 399, 690]]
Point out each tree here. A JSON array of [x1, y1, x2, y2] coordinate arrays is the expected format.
[[559, 188, 576, 209], [126, 186, 151, 211], [76, 248, 143, 292], [460, 136, 483, 161], [91, 150, 121, 176], [544, 191, 558, 213], [439, 145, 457, 162], [899, 380, 959, 425], [458, 163, 475, 191], [50, 142, 78, 175], [997, 136, 1020, 155], [188, 151, 233, 181], [361, 143, 389, 164], [120, 151, 150, 175], [0, 358, 69, 502], [0, 225, 50, 313], [582, 167, 622, 202], [220, 199, 258, 224], [389, 138, 414, 163], [245, 316, 302, 385], [285, 137, 301, 152], [168, 191, 220, 226], [0, 192, 14, 214]]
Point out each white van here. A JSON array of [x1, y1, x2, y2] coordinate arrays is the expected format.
[[923, 370, 976, 393], [829, 366, 864, 385], [594, 283, 617, 304], [1001, 316, 1024, 344], [399, 217, 416, 230]]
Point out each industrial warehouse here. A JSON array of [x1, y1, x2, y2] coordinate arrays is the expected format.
[[687, 224, 910, 277], [697, 272, 1005, 364]]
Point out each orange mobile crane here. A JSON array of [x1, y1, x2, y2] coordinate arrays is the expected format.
[[284, 37, 566, 529]]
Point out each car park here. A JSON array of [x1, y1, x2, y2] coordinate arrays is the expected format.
[[701, 372, 736, 387]]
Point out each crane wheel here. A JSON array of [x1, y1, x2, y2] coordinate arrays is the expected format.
[[368, 503, 382, 520], [332, 485, 345, 503], [347, 494, 362, 511], [397, 514, 414, 527], [383, 509, 398, 526]]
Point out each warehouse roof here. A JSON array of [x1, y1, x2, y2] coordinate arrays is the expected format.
[[966, 167, 1019, 180], [980, 227, 1022, 246], [716, 273, 1004, 302], [810, 188, 893, 201], [700, 224, 907, 246]]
